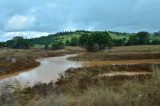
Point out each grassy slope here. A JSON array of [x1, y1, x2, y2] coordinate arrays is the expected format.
[[57, 33, 81, 43], [109, 32, 129, 40], [49, 32, 160, 45], [55, 32, 130, 42]]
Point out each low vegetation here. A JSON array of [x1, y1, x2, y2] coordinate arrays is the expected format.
[[0, 64, 160, 106], [6, 36, 32, 49], [69, 45, 160, 61]]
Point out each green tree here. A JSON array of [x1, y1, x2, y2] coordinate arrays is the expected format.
[[85, 32, 112, 52], [154, 31, 160, 36], [113, 38, 126, 46], [151, 39, 160, 45], [6, 36, 31, 49], [65, 40, 70, 46], [0, 42, 5, 48], [44, 43, 49, 49], [70, 37, 79, 46], [52, 41, 65, 50], [128, 32, 150, 45], [79, 34, 90, 46]]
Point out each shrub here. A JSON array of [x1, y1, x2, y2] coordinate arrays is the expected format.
[[80, 32, 112, 52], [128, 32, 150, 45], [86, 44, 100, 52], [0, 42, 5, 48], [52, 41, 65, 50], [6, 36, 31, 49], [44, 43, 49, 49], [151, 39, 160, 45]]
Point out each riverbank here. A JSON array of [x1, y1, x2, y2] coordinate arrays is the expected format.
[[1, 45, 159, 76], [0, 47, 85, 76]]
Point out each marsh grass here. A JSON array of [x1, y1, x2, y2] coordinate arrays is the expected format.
[[66, 65, 160, 106], [69, 45, 160, 61], [0, 64, 160, 106]]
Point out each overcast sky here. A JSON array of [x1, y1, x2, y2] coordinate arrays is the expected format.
[[0, 0, 160, 41]]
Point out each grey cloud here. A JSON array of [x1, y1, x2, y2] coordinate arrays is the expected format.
[[0, 0, 160, 40]]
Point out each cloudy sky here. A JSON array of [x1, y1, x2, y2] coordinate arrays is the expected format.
[[0, 0, 160, 41]]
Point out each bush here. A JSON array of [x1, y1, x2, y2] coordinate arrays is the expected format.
[[52, 41, 65, 50], [80, 32, 112, 52], [86, 44, 100, 52], [0, 42, 5, 48], [79, 34, 90, 46], [151, 39, 160, 45], [44, 43, 49, 49], [113, 38, 126, 46], [6, 36, 31, 49], [128, 32, 150, 45], [70, 37, 79, 46]]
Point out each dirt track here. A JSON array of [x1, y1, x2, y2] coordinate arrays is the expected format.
[[99, 72, 152, 77]]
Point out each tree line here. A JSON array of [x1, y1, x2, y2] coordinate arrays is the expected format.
[[44, 31, 160, 52], [0, 31, 160, 52]]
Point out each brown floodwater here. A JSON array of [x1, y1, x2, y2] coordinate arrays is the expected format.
[[0, 54, 82, 86], [0, 54, 159, 87]]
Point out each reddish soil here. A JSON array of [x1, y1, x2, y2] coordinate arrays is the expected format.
[[99, 72, 152, 77]]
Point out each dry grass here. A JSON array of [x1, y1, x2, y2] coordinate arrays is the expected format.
[[0, 65, 160, 106], [69, 45, 160, 61], [107, 45, 160, 53], [67, 78, 160, 106]]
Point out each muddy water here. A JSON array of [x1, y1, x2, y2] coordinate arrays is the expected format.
[[0, 54, 82, 86], [0, 54, 159, 87]]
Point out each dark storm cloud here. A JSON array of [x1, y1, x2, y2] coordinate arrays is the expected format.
[[0, 0, 160, 40]]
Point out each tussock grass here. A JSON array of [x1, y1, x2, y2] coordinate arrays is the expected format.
[[0, 65, 160, 106], [65, 65, 160, 106], [69, 45, 160, 61]]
